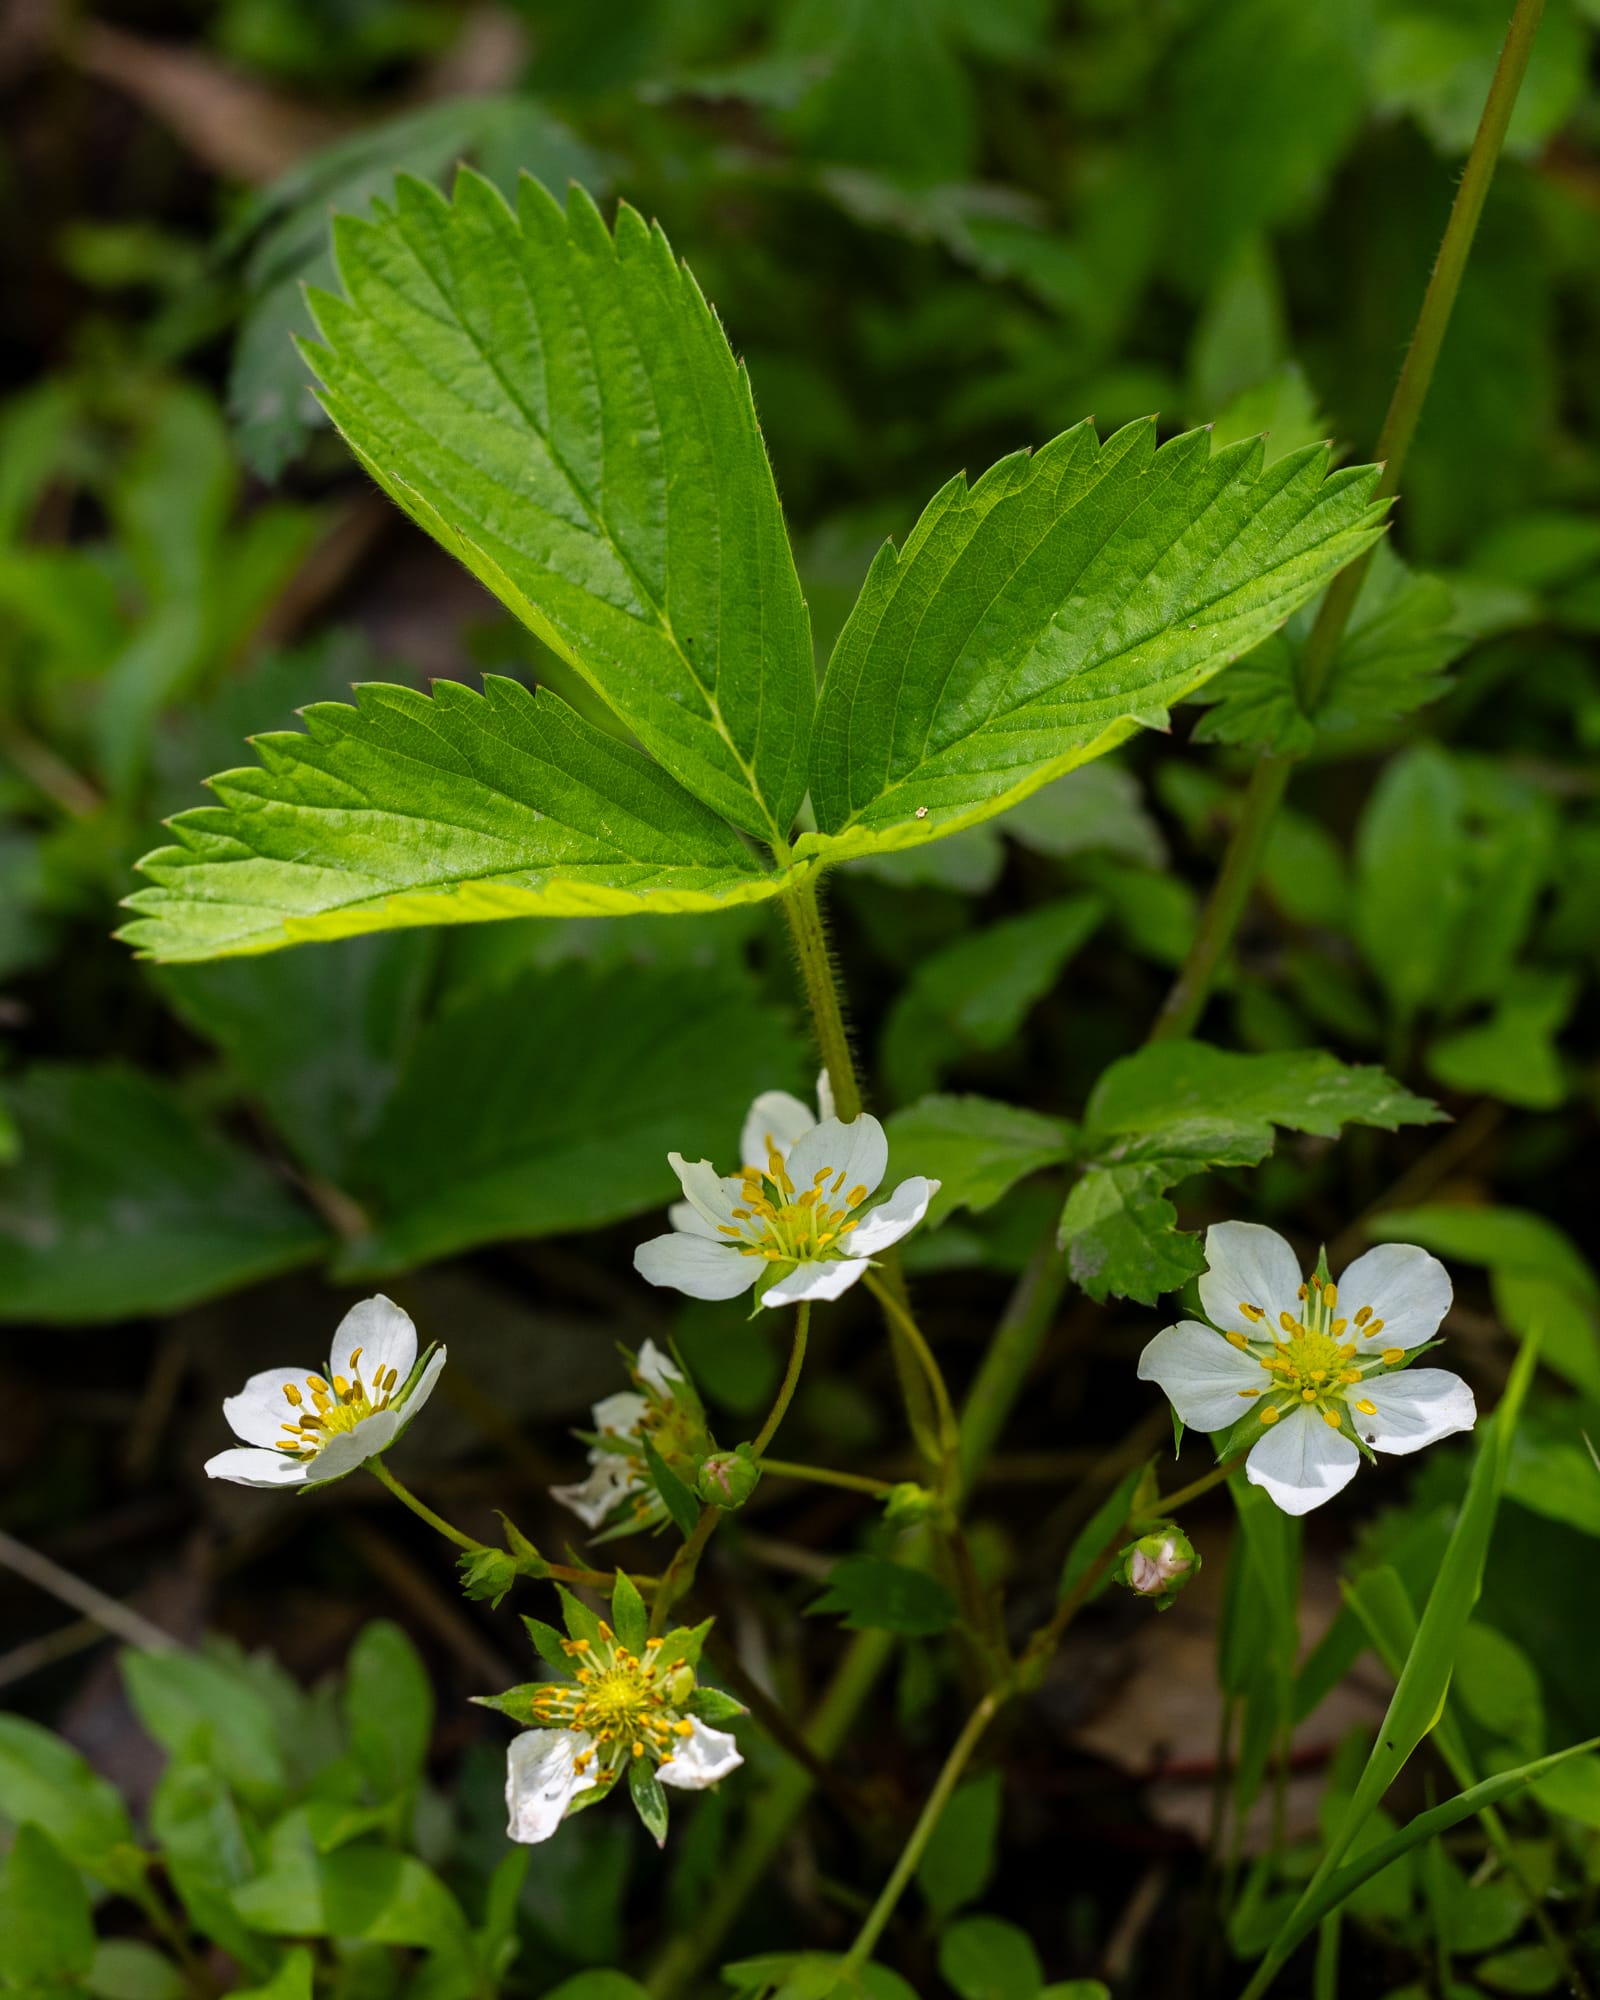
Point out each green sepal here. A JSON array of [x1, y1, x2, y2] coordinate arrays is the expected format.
[[686, 1686, 748, 1726], [555, 1587, 604, 1647], [470, 1685, 545, 1725], [521, 1617, 571, 1675], [651, 1617, 713, 1675], [642, 1436, 702, 1539], [611, 1570, 649, 1655], [628, 1756, 670, 1848], [457, 1547, 519, 1608]]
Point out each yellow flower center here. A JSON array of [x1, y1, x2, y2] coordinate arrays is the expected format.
[[715, 1147, 869, 1264], [275, 1346, 401, 1458], [1229, 1277, 1393, 1431], [525, 1627, 698, 1776]]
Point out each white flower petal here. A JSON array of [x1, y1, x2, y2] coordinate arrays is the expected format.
[[1199, 1222, 1306, 1339], [505, 1730, 598, 1844], [635, 1232, 760, 1301], [1352, 1368, 1476, 1455], [304, 1408, 401, 1483], [204, 1445, 310, 1488], [787, 1114, 889, 1203], [636, 1338, 683, 1395], [846, 1176, 937, 1258], [667, 1155, 746, 1233], [669, 1199, 721, 1240], [1245, 1405, 1361, 1516], [222, 1368, 311, 1448], [761, 1258, 871, 1308], [330, 1295, 417, 1391], [552, 1455, 640, 1530], [592, 1389, 648, 1438], [1337, 1244, 1453, 1351], [740, 1090, 816, 1171], [815, 1068, 836, 1122], [657, 1718, 743, 1791], [1137, 1321, 1268, 1432]]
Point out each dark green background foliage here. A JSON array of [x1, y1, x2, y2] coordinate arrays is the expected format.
[[2, 1, 1599, 1996]]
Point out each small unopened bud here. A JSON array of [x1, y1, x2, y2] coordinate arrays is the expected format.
[[665, 1664, 696, 1705], [696, 1446, 761, 1510], [883, 1481, 939, 1525], [1119, 1526, 1198, 1609]]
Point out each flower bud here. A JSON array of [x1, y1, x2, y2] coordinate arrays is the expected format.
[[696, 1446, 761, 1510], [883, 1481, 939, 1525], [1119, 1525, 1198, 1609]]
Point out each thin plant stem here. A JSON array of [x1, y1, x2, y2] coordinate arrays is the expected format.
[[839, 1686, 1006, 1977], [759, 1458, 895, 1497], [651, 1304, 812, 1635], [1153, 0, 1548, 1045], [751, 1303, 810, 1458], [368, 1458, 483, 1551], [366, 1461, 640, 1594], [864, 1274, 961, 1466], [956, 1235, 1071, 1504]]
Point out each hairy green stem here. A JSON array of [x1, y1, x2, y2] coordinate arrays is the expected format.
[[839, 1686, 1006, 1976], [865, 1274, 961, 1470], [1153, 0, 1546, 1045]]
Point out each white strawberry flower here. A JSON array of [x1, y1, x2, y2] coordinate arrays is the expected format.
[[1137, 1222, 1475, 1517], [550, 1339, 685, 1532], [205, 1296, 445, 1489], [634, 1094, 937, 1309]]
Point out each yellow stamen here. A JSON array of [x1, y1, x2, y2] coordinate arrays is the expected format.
[[1321, 1406, 1342, 1428], [1259, 1405, 1281, 1425], [1355, 1305, 1373, 1326], [1239, 1301, 1265, 1322], [1226, 1331, 1251, 1351], [1382, 1347, 1405, 1367], [282, 1383, 302, 1406], [1355, 1399, 1377, 1416]]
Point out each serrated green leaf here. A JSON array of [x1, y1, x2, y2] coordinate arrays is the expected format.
[[885, 1095, 1075, 1229], [0, 1065, 324, 1323], [123, 679, 796, 964], [800, 421, 1385, 862], [303, 169, 813, 844], [627, 1757, 670, 1848], [331, 958, 803, 1275], [1060, 1042, 1441, 1304], [1190, 542, 1473, 753], [808, 1556, 956, 1636]]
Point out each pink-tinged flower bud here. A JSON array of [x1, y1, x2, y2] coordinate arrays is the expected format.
[[1120, 1526, 1198, 1608], [696, 1447, 761, 1510]]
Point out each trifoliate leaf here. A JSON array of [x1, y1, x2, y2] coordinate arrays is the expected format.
[[1190, 543, 1473, 753], [801, 414, 1386, 865], [122, 679, 795, 964], [808, 1556, 957, 1637], [303, 170, 814, 845], [885, 1095, 1075, 1229], [1060, 1042, 1443, 1304]]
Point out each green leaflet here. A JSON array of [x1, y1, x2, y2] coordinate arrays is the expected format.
[[303, 170, 813, 844], [801, 421, 1387, 861], [1059, 1041, 1442, 1304], [121, 679, 796, 963]]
